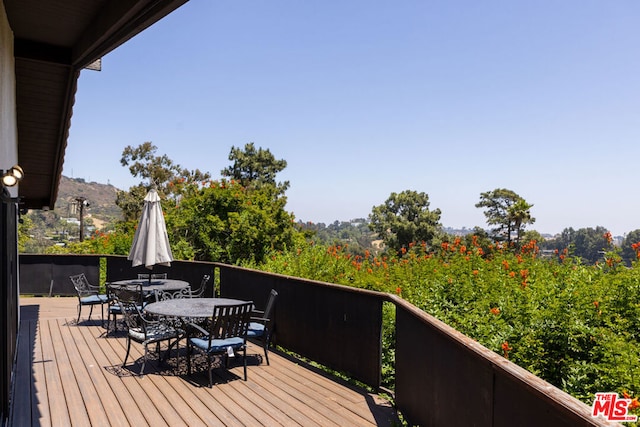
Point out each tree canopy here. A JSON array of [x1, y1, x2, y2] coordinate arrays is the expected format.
[[475, 188, 535, 247], [112, 142, 301, 264], [221, 142, 289, 195], [117, 142, 210, 221], [369, 190, 442, 254], [165, 179, 300, 264], [621, 229, 640, 266]]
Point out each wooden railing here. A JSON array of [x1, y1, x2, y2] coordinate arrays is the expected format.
[[17, 255, 609, 426]]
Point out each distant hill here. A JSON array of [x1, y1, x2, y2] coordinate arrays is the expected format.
[[55, 175, 123, 225]]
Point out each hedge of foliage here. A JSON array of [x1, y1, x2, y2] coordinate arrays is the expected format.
[[248, 237, 640, 413]]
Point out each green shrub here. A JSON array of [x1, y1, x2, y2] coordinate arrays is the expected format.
[[251, 238, 640, 414]]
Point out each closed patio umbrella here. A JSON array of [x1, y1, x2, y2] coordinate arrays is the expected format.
[[128, 188, 173, 276]]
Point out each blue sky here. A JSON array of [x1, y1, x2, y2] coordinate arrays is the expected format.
[[64, 1, 640, 236]]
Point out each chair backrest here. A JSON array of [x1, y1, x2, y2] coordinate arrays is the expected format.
[[106, 282, 120, 301], [192, 274, 210, 298], [263, 289, 278, 322], [155, 288, 190, 301], [70, 273, 94, 297], [113, 284, 143, 304], [208, 302, 253, 342], [253, 289, 278, 327], [115, 285, 145, 330]]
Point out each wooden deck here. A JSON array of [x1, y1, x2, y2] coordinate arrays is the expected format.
[[11, 297, 399, 426]]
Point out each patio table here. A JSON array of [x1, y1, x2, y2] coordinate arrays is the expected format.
[[144, 297, 250, 318], [110, 278, 190, 293]]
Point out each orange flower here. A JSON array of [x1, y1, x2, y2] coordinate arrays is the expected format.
[[396, 287, 402, 295], [630, 398, 640, 410], [490, 307, 500, 315], [593, 301, 599, 308], [472, 270, 479, 276], [501, 341, 512, 358], [604, 231, 613, 245]]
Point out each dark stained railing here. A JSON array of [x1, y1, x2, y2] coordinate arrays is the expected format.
[[391, 295, 600, 426], [17, 255, 604, 426], [217, 263, 384, 388]]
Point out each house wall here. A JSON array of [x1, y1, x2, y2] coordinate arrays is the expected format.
[[0, 2, 18, 171]]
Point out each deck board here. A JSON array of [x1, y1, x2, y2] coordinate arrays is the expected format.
[[12, 297, 399, 426]]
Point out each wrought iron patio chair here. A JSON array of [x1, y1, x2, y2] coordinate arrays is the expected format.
[[187, 301, 253, 386], [106, 283, 145, 335], [190, 274, 211, 298], [154, 287, 191, 301], [176, 274, 211, 299], [157, 274, 210, 300], [247, 289, 278, 365], [69, 273, 108, 326], [117, 285, 182, 374]]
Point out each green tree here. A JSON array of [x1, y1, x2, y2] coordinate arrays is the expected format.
[[165, 179, 301, 264], [571, 226, 613, 265], [522, 229, 545, 246], [369, 190, 442, 254], [475, 188, 535, 247], [621, 229, 640, 266], [220, 143, 289, 194], [117, 142, 211, 221], [18, 214, 32, 252], [298, 218, 378, 256]]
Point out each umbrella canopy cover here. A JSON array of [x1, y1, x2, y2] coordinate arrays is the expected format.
[[128, 189, 173, 269]]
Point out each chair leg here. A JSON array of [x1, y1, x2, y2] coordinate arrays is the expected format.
[[172, 338, 180, 374], [123, 337, 132, 368], [263, 340, 270, 366], [242, 346, 247, 381], [88, 304, 94, 321], [141, 345, 148, 375], [76, 304, 81, 324], [187, 342, 192, 374], [107, 312, 114, 336], [208, 353, 213, 388]]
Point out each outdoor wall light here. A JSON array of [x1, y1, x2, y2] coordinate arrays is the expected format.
[[1, 165, 24, 187]]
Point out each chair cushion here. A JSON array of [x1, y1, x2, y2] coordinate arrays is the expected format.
[[129, 327, 177, 343], [190, 336, 244, 353], [109, 304, 142, 314], [80, 294, 107, 304], [246, 323, 265, 337]]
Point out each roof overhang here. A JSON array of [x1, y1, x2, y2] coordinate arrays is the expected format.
[[4, 0, 189, 209]]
